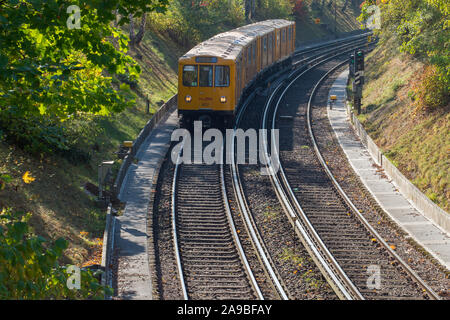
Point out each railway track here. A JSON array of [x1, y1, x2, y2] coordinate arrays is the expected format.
[[154, 33, 442, 300], [168, 35, 374, 300], [229, 92, 291, 300], [261, 53, 441, 299], [171, 142, 264, 299]]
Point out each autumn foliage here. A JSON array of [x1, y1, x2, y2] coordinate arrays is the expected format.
[[292, 0, 307, 19]]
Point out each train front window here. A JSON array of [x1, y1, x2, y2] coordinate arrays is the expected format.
[[199, 65, 213, 87], [215, 66, 230, 87], [182, 65, 198, 87]]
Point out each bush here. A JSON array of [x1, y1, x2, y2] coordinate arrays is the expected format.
[[254, 0, 293, 21], [0, 110, 67, 156], [371, 0, 450, 108], [293, 0, 308, 19], [148, 0, 246, 47], [0, 109, 104, 163], [0, 208, 112, 299], [415, 65, 449, 110]]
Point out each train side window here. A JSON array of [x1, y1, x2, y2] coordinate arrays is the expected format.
[[199, 65, 213, 87], [215, 66, 230, 87], [182, 65, 198, 87], [268, 33, 272, 51], [288, 27, 291, 41], [282, 29, 285, 42], [263, 37, 267, 52], [248, 46, 251, 64]]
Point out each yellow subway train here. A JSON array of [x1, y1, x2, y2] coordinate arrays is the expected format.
[[178, 19, 296, 128]]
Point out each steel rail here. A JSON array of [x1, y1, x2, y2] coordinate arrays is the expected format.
[[171, 141, 189, 300], [290, 38, 370, 78], [226, 37, 372, 301], [261, 44, 374, 300], [293, 32, 372, 57], [171, 140, 264, 300], [305, 59, 442, 301], [219, 144, 265, 300], [293, 37, 368, 68], [230, 91, 290, 300], [171, 35, 376, 300]]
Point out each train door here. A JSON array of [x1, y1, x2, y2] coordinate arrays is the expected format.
[[284, 28, 288, 55], [260, 38, 264, 70], [293, 24, 296, 51], [243, 48, 247, 87], [239, 56, 243, 95], [263, 36, 267, 68], [236, 60, 240, 101], [268, 32, 273, 65], [287, 26, 292, 54], [276, 30, 281, 61], [253, 42, 256, 75], [246, 46, 251, 83], [288, 25, 293, 53], [272, 32, 275, 62]]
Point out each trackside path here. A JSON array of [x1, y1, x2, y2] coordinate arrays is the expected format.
[[327, 71, 450, 270], [114, 108, 178, 299]]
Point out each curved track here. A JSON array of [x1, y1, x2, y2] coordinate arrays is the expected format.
[[168, 35, 373, 300], [262, 53, 441, 299], [155, 33, 441, 300]]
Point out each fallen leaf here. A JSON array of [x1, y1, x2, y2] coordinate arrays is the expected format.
[[22, 171, 35, 184]]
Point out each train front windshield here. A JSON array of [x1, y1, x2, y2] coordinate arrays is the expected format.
[[215, 66, 230, 87], [182, 65, 230, 87], [182, 65, 198, 87]]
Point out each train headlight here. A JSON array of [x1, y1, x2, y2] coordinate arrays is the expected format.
[[220, 96, 227, 103], [185, 95, 192, 103]]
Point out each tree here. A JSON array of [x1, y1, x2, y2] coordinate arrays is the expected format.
[[135, 14, 147, 45], [245, 0, 256, 22], [0, 0, 169, 121], [0, 0, 169, 154], [342, 0, 350, 11], [0, 208, 111, 299], [293, 0, 307, 19], [359, 0, 449, 109], [129, 13, 147, 46]]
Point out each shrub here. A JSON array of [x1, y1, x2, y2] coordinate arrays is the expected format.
[[254, 0, 293, 21], [0, 109, 106, 163], [414, 65, 449, 110], [292, 0, 308, 19], [0, 208, 112, 299]]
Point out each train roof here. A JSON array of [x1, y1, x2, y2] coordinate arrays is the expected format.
[[179, 19, 295, 62]]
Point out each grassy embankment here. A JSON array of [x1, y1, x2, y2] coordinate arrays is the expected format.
[[0, 29, 181, 266], [358, 36, 449, 212]]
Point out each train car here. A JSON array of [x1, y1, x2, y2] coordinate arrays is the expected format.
[[178, 19, 296, 128]]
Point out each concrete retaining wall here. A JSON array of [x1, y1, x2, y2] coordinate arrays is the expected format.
[[113, 94, 177, 196], [346, 104, 450, 233], [101, 95, 177, 297], [101, 204, 115, 298]]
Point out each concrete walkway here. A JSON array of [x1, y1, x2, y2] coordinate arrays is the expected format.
[[114, 108, 178, 299], [327, 71, 450, 270]]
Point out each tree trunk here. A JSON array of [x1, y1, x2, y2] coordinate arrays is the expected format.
[[129, 13, 136, 46], [342, 0, 350, 11], [134, 13, 146, 45], [245, 0, 256, 22]]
